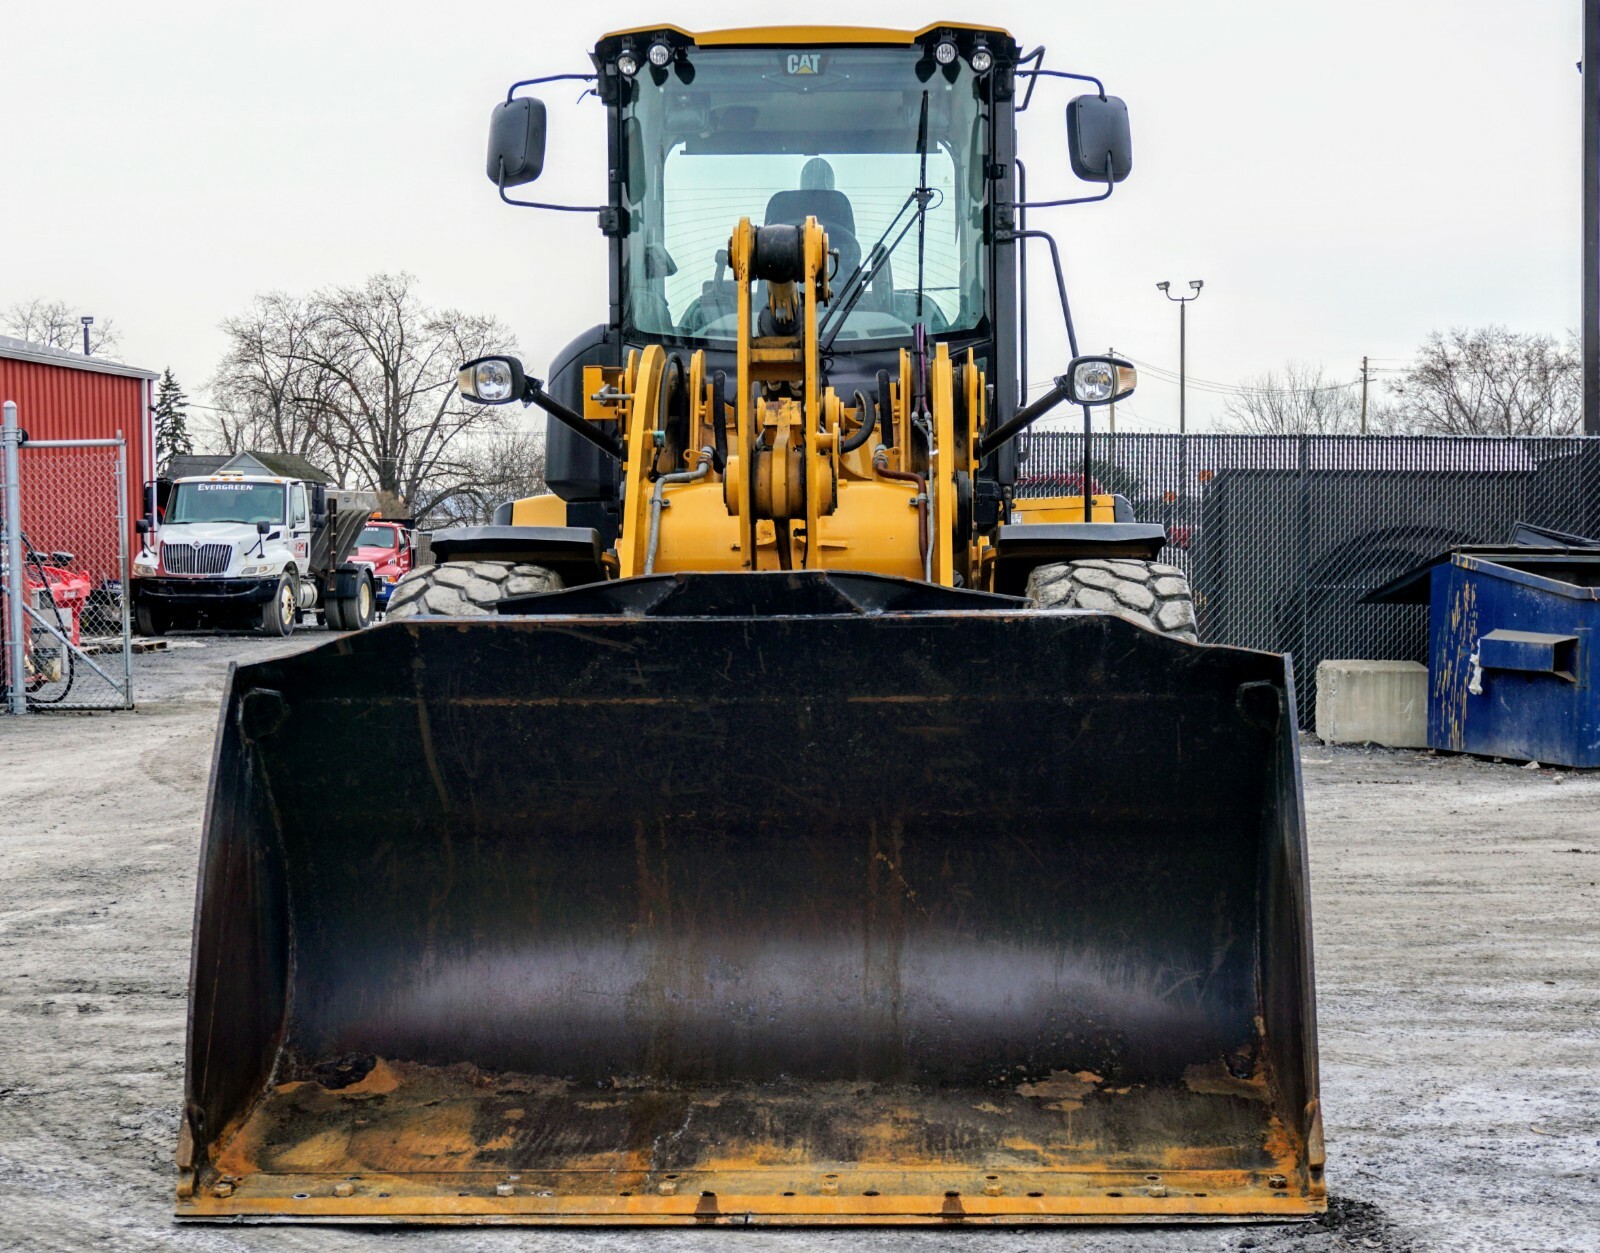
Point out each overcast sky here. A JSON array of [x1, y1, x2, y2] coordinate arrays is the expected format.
[[0, 1, 1585, 431]]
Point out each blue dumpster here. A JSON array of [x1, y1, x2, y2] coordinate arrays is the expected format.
[[1427, 551, 1600, 767]]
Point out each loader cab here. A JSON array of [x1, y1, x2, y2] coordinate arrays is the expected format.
[[599, 31, 1016, 388], [545, 26, 1026, 511]]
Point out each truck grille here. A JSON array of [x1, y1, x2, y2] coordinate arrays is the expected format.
[[162, 542, 233, 575]]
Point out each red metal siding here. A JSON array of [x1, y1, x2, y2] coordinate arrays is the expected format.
[[0, 356, 153, 588]]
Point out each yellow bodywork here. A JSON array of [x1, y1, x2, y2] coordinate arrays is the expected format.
[[515, 212, 1097, 594], [602, 22, 1015, 48]]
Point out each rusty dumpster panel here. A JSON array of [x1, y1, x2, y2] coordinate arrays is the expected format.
[[178, 572, 1322, 1223]]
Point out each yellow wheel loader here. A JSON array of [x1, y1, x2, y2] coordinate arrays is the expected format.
[[178, 23, 1323, 1226]]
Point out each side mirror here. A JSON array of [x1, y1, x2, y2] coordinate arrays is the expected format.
[[256, 521, 271, 535], [1065, 94, 1132, 183], [459, 355, 528, 405], [487, 98, 547, 187], [136, 518, 151, 534], [1063, 356, 1136, 406]]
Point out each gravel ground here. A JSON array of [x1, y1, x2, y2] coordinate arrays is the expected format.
[[1, 631, 1597, 1252]]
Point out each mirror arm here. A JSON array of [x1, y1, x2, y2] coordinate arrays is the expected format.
[[505, 72, 596, 104], [524, 377, 625, 462], [1007, 160, 1115, 211], [1016, 53, 1107, 114], [496, 162, 608, 215]]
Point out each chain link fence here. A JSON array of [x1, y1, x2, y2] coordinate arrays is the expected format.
[[2, 407, 133, 712], [1017, 432, 1600, 726]]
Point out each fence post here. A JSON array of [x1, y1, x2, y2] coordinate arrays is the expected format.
[[3, 400, 26, 715], [115, 430, 133, 708], [1296, 435, 1310, 689]]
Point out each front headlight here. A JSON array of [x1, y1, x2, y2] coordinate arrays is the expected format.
[[458, 355, 527, 405], [132, 553, 157, 574], [240, 564, 274, 577], [1064, 356, 1137, 406]]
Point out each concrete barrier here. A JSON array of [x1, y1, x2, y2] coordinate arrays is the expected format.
[[1315, 660, 1428, 748]]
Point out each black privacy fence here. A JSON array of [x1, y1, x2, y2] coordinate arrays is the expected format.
[[1015, 432, 1600, 727]]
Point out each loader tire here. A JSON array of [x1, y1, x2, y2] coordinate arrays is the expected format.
[[385, 560, 564, 619], [1026, 558, 1198, 641]]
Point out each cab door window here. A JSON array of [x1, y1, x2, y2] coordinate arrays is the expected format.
[[290, 484, 308, 529]]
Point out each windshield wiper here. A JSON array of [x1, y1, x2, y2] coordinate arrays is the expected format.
[[818, 91, 934, 353]]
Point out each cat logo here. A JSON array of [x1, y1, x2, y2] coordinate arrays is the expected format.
[[785, 52, 823, 75]]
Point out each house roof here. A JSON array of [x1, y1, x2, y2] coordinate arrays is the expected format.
[[0, 333, 160, 381], [166, 450, 333, 484]]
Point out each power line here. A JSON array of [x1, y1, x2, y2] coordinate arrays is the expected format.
[[1124, 357, 1364, 397]]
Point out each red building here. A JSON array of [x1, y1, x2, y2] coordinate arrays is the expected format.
[[0, 335, 159, 586]]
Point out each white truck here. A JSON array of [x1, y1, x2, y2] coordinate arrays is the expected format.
[[131, 471, 378, 636]]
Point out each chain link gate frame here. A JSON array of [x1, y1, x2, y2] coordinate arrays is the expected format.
[[2, 400, 134, 713], [1017, 431, 1600, 727]]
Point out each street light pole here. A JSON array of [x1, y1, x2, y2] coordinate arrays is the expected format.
[[80, 316, 93, 356], [1157, 280, 1204, 434]]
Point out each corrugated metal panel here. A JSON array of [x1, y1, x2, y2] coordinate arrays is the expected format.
[[0, 356, 151, 587]]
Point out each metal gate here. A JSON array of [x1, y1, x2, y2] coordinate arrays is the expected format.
[[2, 399, 134, 713]]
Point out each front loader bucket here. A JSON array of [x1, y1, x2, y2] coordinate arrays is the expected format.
[[179, 571, 1322, 1225]]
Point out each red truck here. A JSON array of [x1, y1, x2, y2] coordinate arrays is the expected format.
[[352, 518, 416, 612]]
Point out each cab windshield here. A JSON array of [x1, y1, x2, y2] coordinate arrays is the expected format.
[[621, 46, 988, 346], [168, 481, 285, 526], [358, 525, 398, 548]]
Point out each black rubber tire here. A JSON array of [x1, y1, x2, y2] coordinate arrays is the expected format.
[[386, 560, 564, 619], [331, 575, 376, 631], [134, 600, 166, 637], [324, 594, 348, 631], [1025, 558, 1199, 641], [257, 575, 297, 637]]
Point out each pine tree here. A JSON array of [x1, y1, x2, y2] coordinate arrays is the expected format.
[[152, 368, 194, 471]]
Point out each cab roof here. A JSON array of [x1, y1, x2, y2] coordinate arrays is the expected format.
[[596, 23, 1017, 57]]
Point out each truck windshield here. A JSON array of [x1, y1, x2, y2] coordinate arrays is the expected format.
[[621, 46, 988, 347], [358, 525, 396, 547], [168, 482, 286, 526]]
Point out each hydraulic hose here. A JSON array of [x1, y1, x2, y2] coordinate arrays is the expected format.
[[876, 369, 894, 447], [873, 445, 928, 575], [711, 371, 729, 471], [643, 447, 715, 575], [840, 390, 878, 454]]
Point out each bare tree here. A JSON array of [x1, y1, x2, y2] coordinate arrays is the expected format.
[[1219, 362, 1372, 434], [2, 297, 121, 355], [207, 292, 347, 474], [290, 274, 517, 518], [209, 275, 522, 522], [428, 429, 548, 526], [1387, 326, 1580, 436]]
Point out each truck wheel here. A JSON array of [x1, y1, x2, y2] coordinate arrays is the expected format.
[[134, 601, 166, 637], [328, 575, 375, 631], [324, 594, 348, 631], [386, 561, 563, 619], [258, 576, 297, 637], [1026, 559, 1199, 641]]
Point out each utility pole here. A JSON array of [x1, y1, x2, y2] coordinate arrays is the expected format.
[[1585, 0, 1600, 433], [1157, 281, 1204, 434], [1361, 355, 1369, 435], [80, 316, 93, 356]]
